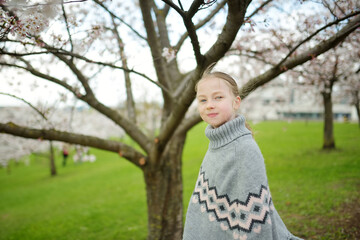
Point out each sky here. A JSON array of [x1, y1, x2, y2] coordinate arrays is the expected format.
[[0, 0, 325, 108], [0, 0, 202, 107]]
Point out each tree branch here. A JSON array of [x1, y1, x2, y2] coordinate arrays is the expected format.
[[163, 0, 205, 65], [0, 122, 147, 169], [227, 50, 276, 66], [163, 2, 171, 16], [204, 0, 252, 65], [174, 113, 202, 136], [275, 10, 360, 68], [174, 0, 226, 52], [139, 0, 173, 100], [111, 16, 137, 124], [245, 0, 273, 21], [0, 61, 77, 95], [187, 0, 204, 18], [0, 45, 172, 96], [157, 69, 200, 148], [52, 51, 95, 97], [239, 14, 360, 99], [151, 0, 181, 91], [0, 58, 152, 154], [177, 0, 184, 11], [93, 0, 147, 41], [0, 92, 48, 120], [3, 0, 89, 8], [52, 50, 152, 153], [161, 0, 186, 17], [61, 0, 74, 54]]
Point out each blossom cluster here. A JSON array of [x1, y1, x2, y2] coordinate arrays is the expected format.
[[1, 1, 59, 40], [0, 7, 20, 38], [16, 13, 49, 40], [162, 47, 177, 63]]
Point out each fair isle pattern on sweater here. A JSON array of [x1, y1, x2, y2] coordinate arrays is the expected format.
[[193, 168, 274, 237]]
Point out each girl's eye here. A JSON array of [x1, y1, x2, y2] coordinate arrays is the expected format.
[[199, 99, 206, 103], [215, 96, 223, 100]]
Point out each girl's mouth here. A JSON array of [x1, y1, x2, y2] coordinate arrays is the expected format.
[[207, 113, 218, 118]]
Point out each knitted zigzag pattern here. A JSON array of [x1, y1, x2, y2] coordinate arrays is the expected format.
[[192, 170, 273, 235]]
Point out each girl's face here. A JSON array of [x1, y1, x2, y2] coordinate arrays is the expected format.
[[196, 77, 241, 128]]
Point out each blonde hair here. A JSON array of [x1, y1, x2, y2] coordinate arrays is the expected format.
[[196, 63, 254, 137], [195, 63, 239, 97]]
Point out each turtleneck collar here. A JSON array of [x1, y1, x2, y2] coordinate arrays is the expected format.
[[205, 115, 252, 149]]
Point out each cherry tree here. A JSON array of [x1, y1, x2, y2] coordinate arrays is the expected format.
[[347, 69, 360, 127], [286, 1, 360, 149], [0, 0, 359, 239], [0, 92, 125, 172], [336, 32, 360, 127], [230, 0, 359, 149], [0, 134, 42, 172], [294, 49, 344, 149], [0, 92, 61, 174], [303, 33, 359, 148]]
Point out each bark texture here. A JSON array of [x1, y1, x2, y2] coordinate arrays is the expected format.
[[49, 141, 57, 176], [322, 92, 335, 149], [144, 134, 186, 240]]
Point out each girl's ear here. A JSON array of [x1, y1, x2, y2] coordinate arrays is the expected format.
[[233, 96, 241, 110]]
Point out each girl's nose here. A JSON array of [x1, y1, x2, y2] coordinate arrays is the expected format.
[[206, 100, 215, 109]]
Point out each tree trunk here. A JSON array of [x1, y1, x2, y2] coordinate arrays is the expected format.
[[49, 141, 57, 176], [322, 92, 336, 149], [353, 90, 360, 128], [355, 102, 360, 128], [144, 134, 186, 240]]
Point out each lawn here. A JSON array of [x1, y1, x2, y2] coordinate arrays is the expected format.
[[0, 121, 359, 240]]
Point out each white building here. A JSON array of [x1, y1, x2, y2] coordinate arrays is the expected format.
[[240, 84, 357, 122]]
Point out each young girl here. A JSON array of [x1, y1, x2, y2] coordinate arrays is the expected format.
[[183, 65, 302, 240]]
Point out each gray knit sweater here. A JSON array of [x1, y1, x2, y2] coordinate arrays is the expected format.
[[183, 115, 302, 240]]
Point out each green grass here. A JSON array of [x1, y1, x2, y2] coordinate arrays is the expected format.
[[0, 150, 147, 240], [1, 121, 359, 239], [251, 122, 360, 239]]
